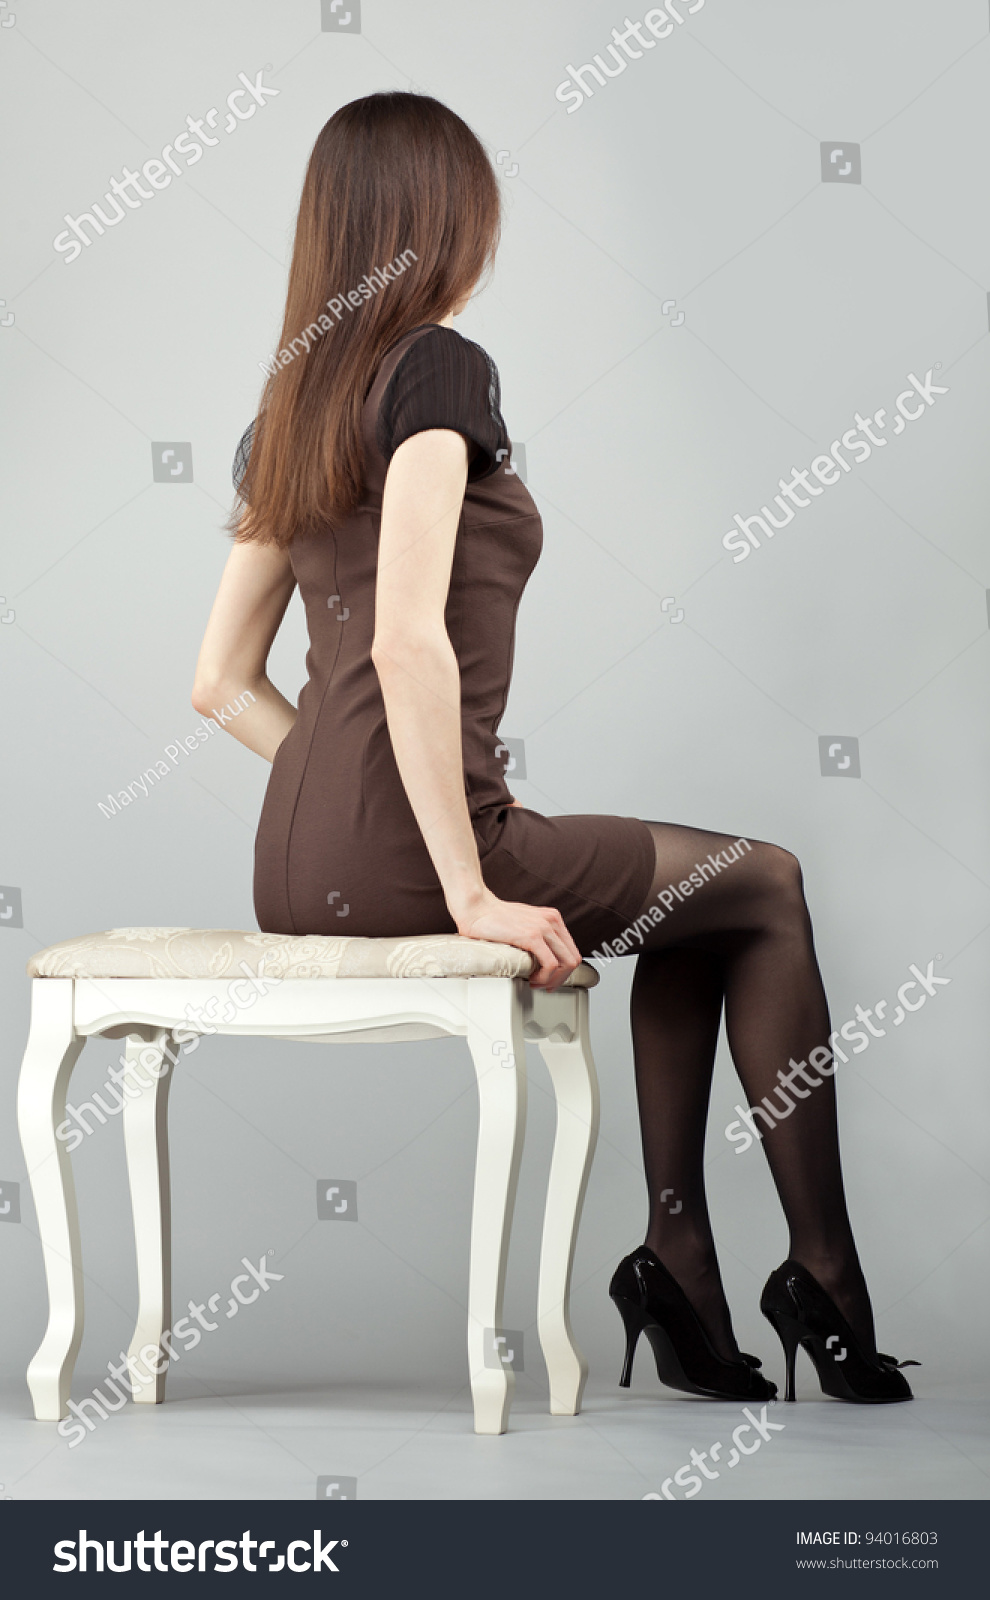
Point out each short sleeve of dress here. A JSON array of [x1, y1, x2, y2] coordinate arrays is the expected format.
[[232, 419, 256, 499], [376, 326, 508, 481]]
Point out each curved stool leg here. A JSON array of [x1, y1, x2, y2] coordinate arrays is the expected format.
[[465, 980, 527, 1435], [122, 1030, 175, 1403], [537, 988, 600, 1415], [17, 979, 86, 1420]]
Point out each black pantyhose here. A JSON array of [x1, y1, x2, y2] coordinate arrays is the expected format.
[[624, 820, 876, 1363]]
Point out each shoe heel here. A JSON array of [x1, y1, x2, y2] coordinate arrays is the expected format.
[[611, 1293, 648, 1388], [764, 1309, 802, 1402]]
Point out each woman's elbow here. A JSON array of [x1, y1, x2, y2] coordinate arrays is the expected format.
[[192, 676, 231, 717], [371, 629, 447, 680]]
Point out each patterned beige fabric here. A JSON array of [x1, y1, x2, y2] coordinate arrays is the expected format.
[[26, 928, 599, 987]]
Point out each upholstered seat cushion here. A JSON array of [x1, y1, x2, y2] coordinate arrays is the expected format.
[[26, 928, 599, 987]]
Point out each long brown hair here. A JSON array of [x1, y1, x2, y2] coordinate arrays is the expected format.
[[229, 93, 501, 547]]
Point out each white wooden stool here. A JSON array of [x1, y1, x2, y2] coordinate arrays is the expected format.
[[18, 927, 600, 1435]]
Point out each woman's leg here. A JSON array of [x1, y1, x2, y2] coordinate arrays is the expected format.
[[631, 944, 744, 1359], [626, 820, 876, 1358]]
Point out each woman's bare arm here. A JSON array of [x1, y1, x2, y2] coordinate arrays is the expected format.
[[372, 428, 581, 988], [192, 535, 298, 762]]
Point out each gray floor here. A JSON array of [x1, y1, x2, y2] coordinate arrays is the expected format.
[[2, 1371, 987, 1502]]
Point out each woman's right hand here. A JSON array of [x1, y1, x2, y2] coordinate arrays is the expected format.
[[454, 889, 582, 991]]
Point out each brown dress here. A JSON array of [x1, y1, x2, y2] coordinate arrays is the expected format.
[[247, 324, 656, 954]]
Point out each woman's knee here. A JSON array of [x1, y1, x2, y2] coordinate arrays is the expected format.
[[750, 841, 805, 906]]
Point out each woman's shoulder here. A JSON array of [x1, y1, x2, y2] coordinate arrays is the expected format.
[[377, 324, 505, 479], [230, 327, 505, 495], [385, 322, 498, 392]]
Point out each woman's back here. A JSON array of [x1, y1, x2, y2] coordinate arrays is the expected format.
[[251, 323, 546, 938]]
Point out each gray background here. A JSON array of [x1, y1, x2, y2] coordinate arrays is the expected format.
[[1, 0, 988, 1454]]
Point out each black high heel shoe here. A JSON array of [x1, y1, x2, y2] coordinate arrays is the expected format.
[[761, 1260, 920, 1403], [609, 1246, 777, 1402]]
